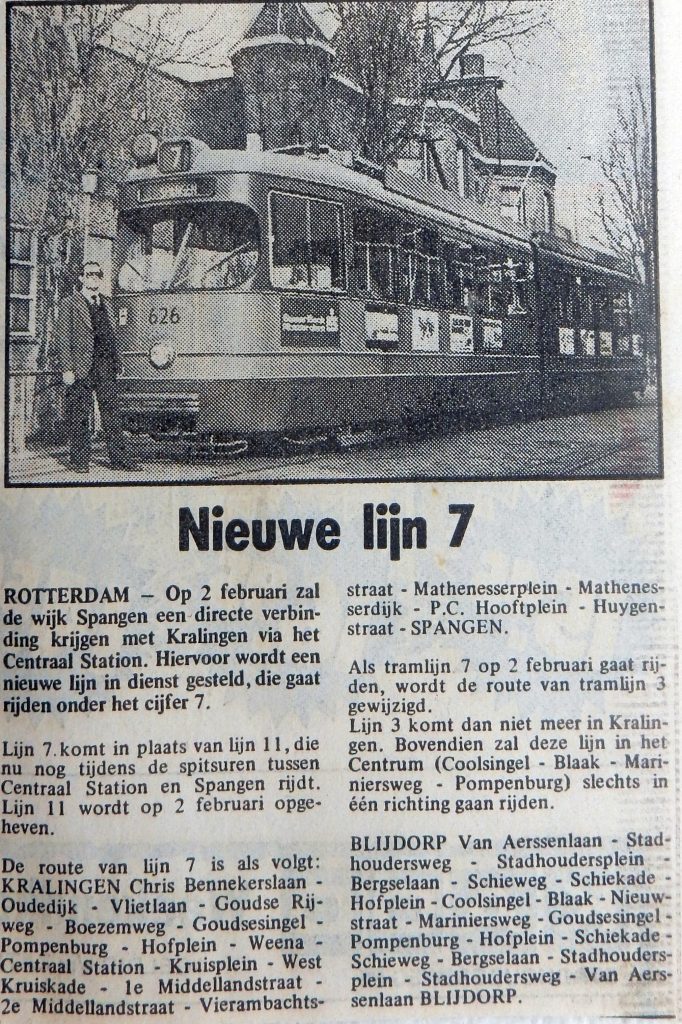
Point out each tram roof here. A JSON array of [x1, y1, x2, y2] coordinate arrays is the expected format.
[[533, 229, 632, 280], [126, 145, 631, 276], [128, 145, 534, 250]]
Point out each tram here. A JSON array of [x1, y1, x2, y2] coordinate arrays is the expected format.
[[112, 134, 646, 450]]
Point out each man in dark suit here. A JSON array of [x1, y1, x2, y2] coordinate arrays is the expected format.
[[56, 261, 137, 473]]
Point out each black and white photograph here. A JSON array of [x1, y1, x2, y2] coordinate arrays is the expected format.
[[6, 0, 660, 485]]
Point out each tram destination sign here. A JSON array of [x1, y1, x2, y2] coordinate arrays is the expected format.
[[138, 178, 215, 204]]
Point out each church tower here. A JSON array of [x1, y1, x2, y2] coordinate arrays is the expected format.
[[230, 1, 335, 150], [421, 2, 440, 89]]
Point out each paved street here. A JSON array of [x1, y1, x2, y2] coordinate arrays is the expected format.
[[8, 396, 661, 486]]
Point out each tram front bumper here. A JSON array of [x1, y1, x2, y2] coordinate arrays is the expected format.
[[118, 389, 200, 437]]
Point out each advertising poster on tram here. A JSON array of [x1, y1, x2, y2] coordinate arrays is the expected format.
[[2, 1, 680, 1023]]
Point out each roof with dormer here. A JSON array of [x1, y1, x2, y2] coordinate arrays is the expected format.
[[233, 8, 553, 175], [434, 78, 555, 174]]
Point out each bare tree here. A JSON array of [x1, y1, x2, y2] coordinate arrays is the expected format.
[[323, 0, 552, 165], [428, 1, 551, 78], [596, 81, 656, 363], [10, 4, 224, 285], [10, 4, 225, 436]]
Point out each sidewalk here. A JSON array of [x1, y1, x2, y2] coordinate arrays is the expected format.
[[8, 440, 213, 485]]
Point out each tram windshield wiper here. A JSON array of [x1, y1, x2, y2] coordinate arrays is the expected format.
[[163, 222, 194, 291]]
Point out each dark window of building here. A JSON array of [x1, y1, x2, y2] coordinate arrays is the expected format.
[[10, 227, 32, 261], [9, 226, 37, 336], [270, 192, 345, 291], [10, 265, 32, 295]]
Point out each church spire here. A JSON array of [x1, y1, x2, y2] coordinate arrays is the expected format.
[[422, 1, 439, 86]]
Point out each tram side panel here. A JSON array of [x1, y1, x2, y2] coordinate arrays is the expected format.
[[114, 281, 545, 442], [535, 245, 647, 414], [115, 298, 543, 441]]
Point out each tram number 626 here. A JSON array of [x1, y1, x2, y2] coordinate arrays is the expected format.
[[149, 307, 181, 325]]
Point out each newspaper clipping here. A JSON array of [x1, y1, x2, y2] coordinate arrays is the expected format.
[[3, 0, 680, 1022]]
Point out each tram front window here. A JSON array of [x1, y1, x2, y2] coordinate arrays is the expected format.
[[117, 203, 260, 293]]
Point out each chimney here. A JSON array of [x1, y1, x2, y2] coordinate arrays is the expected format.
[[460, 53, 485, 79]]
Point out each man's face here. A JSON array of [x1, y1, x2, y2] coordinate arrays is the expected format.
[[81, 265, 103, 296]]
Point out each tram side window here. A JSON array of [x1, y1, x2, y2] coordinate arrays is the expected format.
[[596, 285, 612, 328], [401, 225, 442, 307], [271, 194, 307, 287], [310, 199, 345, 290], [557, 274, 578, 323], [509, 260, 531, 313], [556, 273, 579, 355], [579, 284, 597, 355], [270, 192, 345, 291], [613, 290, 632, 353], [482, 254, 530, 316], [581, 287, 595, 326], [486, 257, 509, 317], [354, 208, 399, 300], [595, 284, 613, 355], [472, 249, 492, 314], [443, 242, 474, 311]]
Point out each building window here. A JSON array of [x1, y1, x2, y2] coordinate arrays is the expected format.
[[9, 226, 38, 337], [543, 191, 554, 233], [500, 186, 526, 225]]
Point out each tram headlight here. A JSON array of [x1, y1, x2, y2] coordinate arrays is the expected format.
[[149, 342, 176, 370], [131, 132, 159, 167]]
